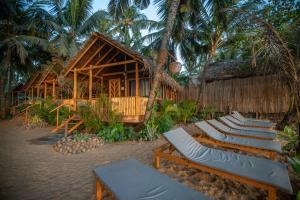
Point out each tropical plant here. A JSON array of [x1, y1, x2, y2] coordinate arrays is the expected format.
[[288, 157, 300, 200], [277, 125, 299, 156], [29, 97, 71, 126], [97, 123, 133, 142], [177, 100, 197, 123], [77, 104, 103, 134], [200, 106, 217, 120], [144, 0, 181, 123], [0, 0, 50, 118], [226, 2, 300, 138]]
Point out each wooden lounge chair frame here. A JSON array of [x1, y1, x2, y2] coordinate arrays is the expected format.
[[96, 178, 115, 200], [153, 143, 277, 200], [195, 134, 276, 160], [228, 115, 274, 130]]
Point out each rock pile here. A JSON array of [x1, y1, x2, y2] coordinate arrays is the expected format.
[[53, 135, 103, 154]]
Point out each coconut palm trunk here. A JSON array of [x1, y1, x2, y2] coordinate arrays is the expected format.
[[197, 34, 220, 106], [143, 0, 181, 123]]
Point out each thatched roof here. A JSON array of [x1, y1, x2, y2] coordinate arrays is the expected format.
[[204, 59, 275, 82], [63, 32, 182, 91], [21, 65, 58, 91]]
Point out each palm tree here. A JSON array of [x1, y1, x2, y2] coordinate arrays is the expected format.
[[108, 0, 151, 20], [143, 0, 181, 122], [104, 6, 157, 51], [46, 0, 103, 63], [0, 0, 50, 118], [227, 6, 300, 137]]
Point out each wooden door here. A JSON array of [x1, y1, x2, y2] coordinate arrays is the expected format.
[[109, 79, 121, 97]]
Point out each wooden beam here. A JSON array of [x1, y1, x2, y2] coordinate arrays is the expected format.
[[101, 77, 103, 93], [81, 43, 106, 70], [135, 63, 139, 97], [64, 37, 98, 76], [31, 87, 33, 100], [93, 33, 143, 63], [37, 86, 40, 97], [52, 79, 56, 98], [135, 62, 139, 115], [76, 60, 136, 72], [89, 68, 93, 99], [125, 59, 127, 96], [73, 69, 77, 99], [94, 50, 120, 76], [44, 82, 47, 99]]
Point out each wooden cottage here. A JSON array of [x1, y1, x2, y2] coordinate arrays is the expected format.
[[59, 32, 182, 123], [11, 66, 59, 106]]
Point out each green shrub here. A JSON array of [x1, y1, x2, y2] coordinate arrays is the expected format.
[[77, 104, 103, 133], [139, 102, 160, 141], [288, 157, 300, 200], [277, 125, 298, 156], [97, 123, 132, 142], [73, 132, 89, 142], [199, 106, 217, 120], [178, 100, 197, 123], [29, 98, 71, 126]]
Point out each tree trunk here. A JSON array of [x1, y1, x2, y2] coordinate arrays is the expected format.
[[143, 0, 181, 123], [0, 75, 5, 119], [196, 37, 219, 107]]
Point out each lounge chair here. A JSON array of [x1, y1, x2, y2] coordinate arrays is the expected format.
[[154, 128, 293, 200], [233, 111, 274, 124], [207, 119, 275, 140], [231, 112, 275, 128], [94, 159, 210, 200], [222, 116, 277, 134], [195, 121, 281, 160]]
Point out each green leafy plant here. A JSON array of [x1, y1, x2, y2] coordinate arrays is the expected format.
[[29, 98, 71, 126], [277, 125, 298, 156], [73, 132, 89, 142], [97, 123, 133, 142], [139, 101, 160, 141], [29, 114, 44, 125], [199, 106, 217, 120], [288, 157, 300, 200], [77, 104, 103, 134], [178, 100, 197, 123]]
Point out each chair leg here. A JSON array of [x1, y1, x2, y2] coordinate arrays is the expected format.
[[268, 187, 276, 200], [96, 179, 102, 200], [154, 154, 160, 169]]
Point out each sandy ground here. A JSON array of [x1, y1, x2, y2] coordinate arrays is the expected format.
[[0, 118, 296, 200], [0, 118, 164, 200]]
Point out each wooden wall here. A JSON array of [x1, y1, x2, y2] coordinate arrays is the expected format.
[[178, 75, 290, 114]]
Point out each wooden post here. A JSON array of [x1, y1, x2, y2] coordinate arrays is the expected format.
[[31, 87, 33, 100], [37, 86, 40, 98], [89, 68, 93, 99], [73, 69, 77, 110], [44, 82, 47, 99], [101, 77, 103, 94], [96, 179, 102, 200], [64, 121, 68, 138], [52, 80, 56, 98], [56, 109, 59, 128], [73, 69, 77, 99], [11, 91, 14, 105], [125, 63, 128, 96], [135, 63, 139, 115]]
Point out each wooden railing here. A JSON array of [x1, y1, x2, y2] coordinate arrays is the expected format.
[[50, 101, 74, 129], [111, 97, 148, 116]]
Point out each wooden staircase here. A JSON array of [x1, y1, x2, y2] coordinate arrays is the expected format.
[[51, 114, 83, 134]]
